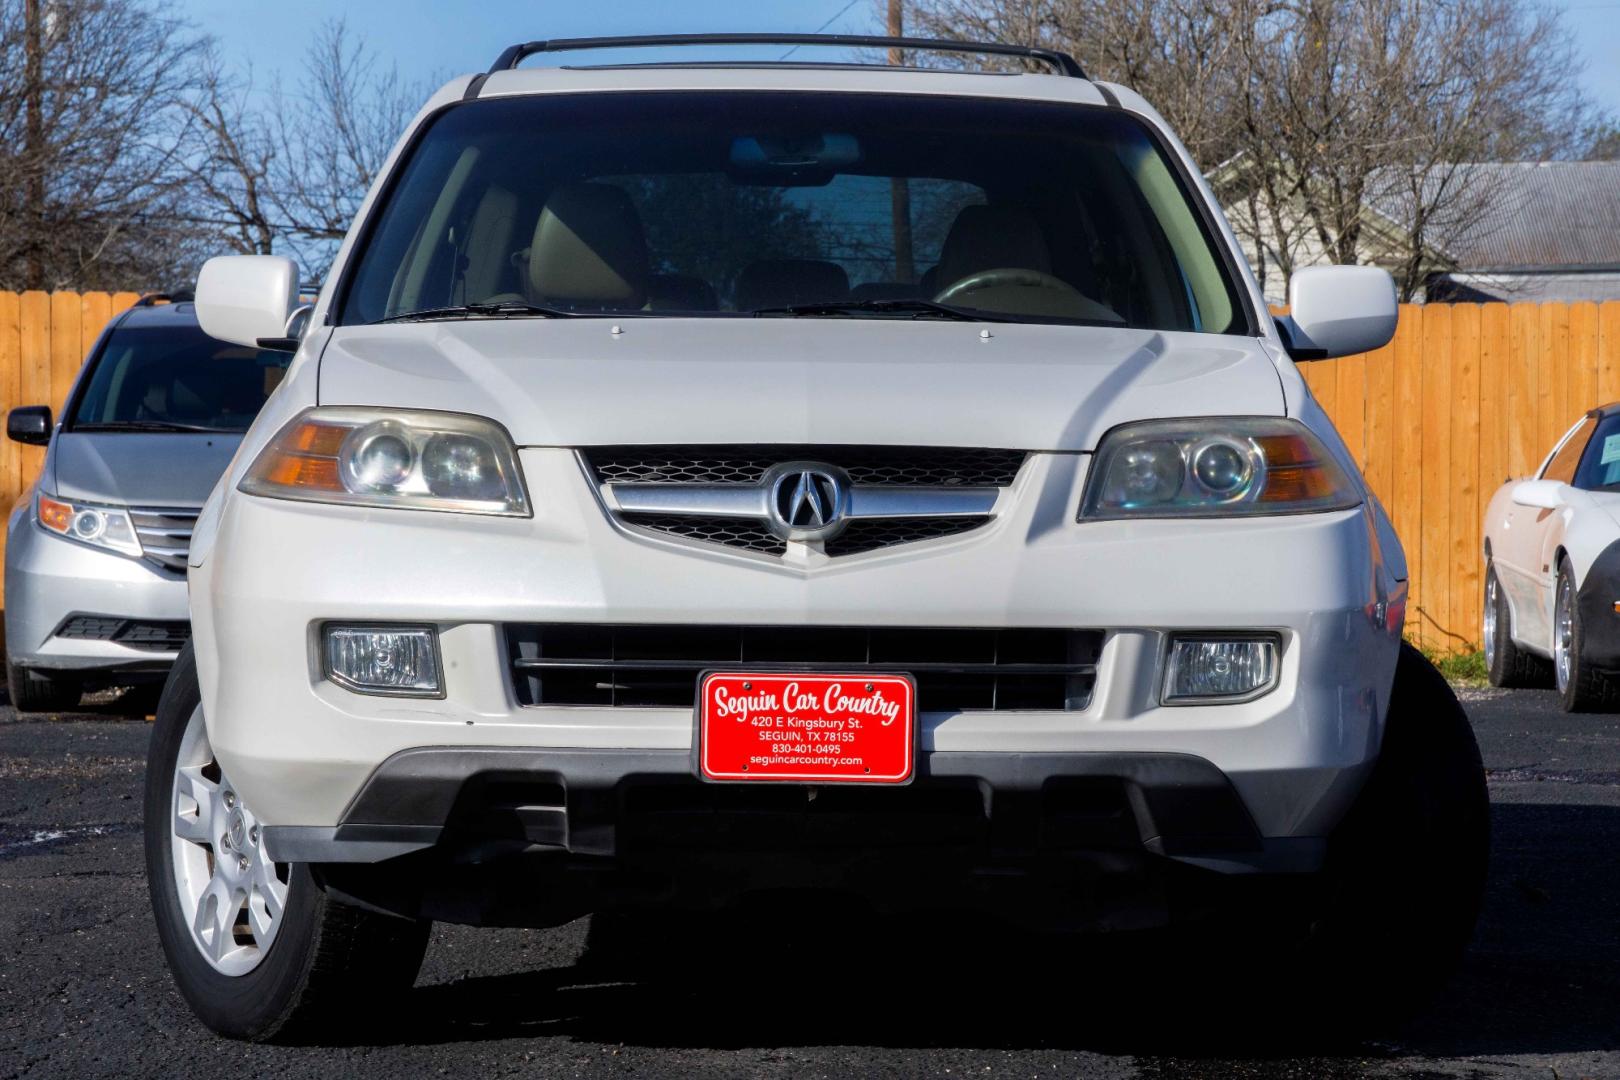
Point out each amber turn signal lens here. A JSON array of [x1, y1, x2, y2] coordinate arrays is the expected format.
[[38, 495, 73, 533], [1254, 434, 1340, 503]]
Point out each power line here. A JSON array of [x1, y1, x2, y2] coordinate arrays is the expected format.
[[780, 0, 865, 59]]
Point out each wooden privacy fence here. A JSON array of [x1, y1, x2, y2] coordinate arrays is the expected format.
[[1303, 300, 1620, 655], [0, 290, 1611, 654]]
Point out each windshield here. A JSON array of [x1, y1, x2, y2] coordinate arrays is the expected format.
[[338, 92, 1248, 333], [68, 319, 285, 433]]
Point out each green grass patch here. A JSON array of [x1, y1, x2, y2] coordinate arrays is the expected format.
[[1421, 647, 1488, 687]]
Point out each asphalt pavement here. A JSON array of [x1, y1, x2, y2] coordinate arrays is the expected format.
[[1, 685, 1616, 1079]]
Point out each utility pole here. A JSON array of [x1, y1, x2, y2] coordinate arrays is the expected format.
[[887, 0, 915, 284], [24, 0, 46, 289]]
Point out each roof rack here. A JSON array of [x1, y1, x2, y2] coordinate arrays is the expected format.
[[487, 33, 1086, 79]]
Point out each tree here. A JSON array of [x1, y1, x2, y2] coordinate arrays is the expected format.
[[903, 0, 1598, 299], [0, 0, 206, 290]]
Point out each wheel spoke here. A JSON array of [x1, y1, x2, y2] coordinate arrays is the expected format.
[[194, 876, 237, 960]]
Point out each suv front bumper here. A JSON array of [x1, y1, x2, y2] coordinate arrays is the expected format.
[[195, 451, 1404, 876]]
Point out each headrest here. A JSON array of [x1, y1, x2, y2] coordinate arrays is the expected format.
[[934, 205, 1052, 290], [528, 183, 649, 309], [734, 259, 850, 312]]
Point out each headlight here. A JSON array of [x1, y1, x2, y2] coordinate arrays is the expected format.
[[37, 494, 142, 557], [1079, 419, 1360, 520], [240, 407, 529, 516]]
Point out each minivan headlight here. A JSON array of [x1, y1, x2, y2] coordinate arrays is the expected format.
[[240, 408, 529, 516], [37, 494, 142, 557], [1079, 418, 1360, 519]]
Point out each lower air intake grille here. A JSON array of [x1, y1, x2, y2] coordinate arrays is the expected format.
[[55, 616, 191, 652], [507, 625, 1102, 712]]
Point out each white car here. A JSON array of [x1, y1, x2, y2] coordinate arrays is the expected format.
[[1483, 407, 1620, 710], [144, 33, 1487, 1041]]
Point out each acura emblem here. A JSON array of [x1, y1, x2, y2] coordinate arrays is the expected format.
[[765, 463, 849, 541]]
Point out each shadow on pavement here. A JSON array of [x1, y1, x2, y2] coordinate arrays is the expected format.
[[302, 800, 1619, 1062]]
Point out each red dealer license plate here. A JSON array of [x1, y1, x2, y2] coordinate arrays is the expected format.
[[697, 672, 916, 784]]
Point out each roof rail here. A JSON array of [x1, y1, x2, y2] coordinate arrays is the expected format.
[[487, 33, 1086, 79]]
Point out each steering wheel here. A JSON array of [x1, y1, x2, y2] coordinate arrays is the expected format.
[[932, 267, 1083, 306]]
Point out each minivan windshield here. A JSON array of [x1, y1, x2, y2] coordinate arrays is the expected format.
[[339, 92, 1248, 333], [68, 319, 284, 434]]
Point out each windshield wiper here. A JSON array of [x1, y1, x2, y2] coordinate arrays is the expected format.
[[73, 420, 235, 434], [750, 298, 1016, 323], [377, 301, 577, 323]]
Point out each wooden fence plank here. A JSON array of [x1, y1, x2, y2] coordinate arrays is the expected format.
[[1508, 303, 1540, 478], [49, 292, 82, 417], [1450, 304, 1482, 649], [1599, 301, 1620, 409], [1419, 307, 1454, 651], [18, 293, 51, 493], [1571, 302, 1600, 421], [1362, 335, 1396, 506]]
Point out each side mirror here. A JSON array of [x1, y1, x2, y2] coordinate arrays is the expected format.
[[1279, 265, 1398, 361], [7, 405, 52, 446], [195, 255, 300, 349], [1510, 479, 1564, 510]]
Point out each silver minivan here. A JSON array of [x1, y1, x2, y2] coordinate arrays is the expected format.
[[4, 295, 285, 712]]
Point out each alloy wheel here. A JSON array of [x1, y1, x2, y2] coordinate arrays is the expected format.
[[1554, 575, 1574, 694], [169, 704, 288, 976]]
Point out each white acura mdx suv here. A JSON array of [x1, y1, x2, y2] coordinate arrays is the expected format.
[[146, 33, 1488, 1040]]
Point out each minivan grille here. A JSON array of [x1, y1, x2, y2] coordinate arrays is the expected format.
[[507, 625, 1102, 712], [129, 507, 200, 574]]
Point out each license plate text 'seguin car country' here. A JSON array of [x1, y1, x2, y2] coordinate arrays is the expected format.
[[697, 672, 916, 784]]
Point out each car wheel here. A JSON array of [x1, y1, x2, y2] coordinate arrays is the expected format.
[[1295, 641, 1489, 1030], [1483, 562, 1551, 688], [5, 657, 83, 713], [1553, 560, 1620, 712], [145, 643, 431, 1041]]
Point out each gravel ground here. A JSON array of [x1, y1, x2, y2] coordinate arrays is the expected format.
[[1, 685, 1616, 1079]]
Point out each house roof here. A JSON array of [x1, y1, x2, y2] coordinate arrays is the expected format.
[[1373, 161, 1620, 271]]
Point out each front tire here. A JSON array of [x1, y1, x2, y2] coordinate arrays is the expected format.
[[1484, 562, 1550, 688], [145, 644, 430, 1041], [1299, 642, 1489, 1029], [5, 657, 83, 713], [1554, 560, 1620, 712]]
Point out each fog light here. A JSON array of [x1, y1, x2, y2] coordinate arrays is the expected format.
[[1163, 636, 1278, 703], [323, 626, 441, 697]]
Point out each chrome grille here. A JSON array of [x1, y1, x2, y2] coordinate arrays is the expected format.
[[588, 447, 1024, 558], [129, 506, 200, 574], [585, 446, 1028, 487]]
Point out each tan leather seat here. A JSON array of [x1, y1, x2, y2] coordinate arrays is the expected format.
[[527, 182, 651, 310]]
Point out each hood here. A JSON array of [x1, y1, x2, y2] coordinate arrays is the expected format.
[[317, 319, 1284, 451], [50, 432, 244, 507]]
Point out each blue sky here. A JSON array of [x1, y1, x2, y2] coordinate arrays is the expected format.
[[180, 0, 1620, 127]]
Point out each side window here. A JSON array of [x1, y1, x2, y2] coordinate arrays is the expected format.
[[1542, 417, 1596, 484], [1574, 415, 1620, 490]]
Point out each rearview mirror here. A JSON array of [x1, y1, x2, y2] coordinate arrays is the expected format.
[[6, 405, 51, 446], [195, 255, 300, 349], [1510, 479, 1564, 510], [1279, 265, 1398, 361]]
